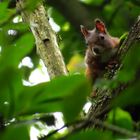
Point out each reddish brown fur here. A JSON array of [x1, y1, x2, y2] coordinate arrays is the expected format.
[[81, 19, 120, 84]]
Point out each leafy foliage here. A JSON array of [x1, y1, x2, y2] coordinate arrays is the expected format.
[[0, 0, 140, 140]]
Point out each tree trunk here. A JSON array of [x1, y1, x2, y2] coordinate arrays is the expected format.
[[16, 1, 68, 79]]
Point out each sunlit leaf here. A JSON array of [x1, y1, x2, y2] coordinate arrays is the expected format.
[[107, 108, 133, 131]]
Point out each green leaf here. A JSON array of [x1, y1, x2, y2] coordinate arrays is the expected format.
[[25, 0, 42, 11], [0, 33, 34, 71], [15, 75, 91, 122], [6, 22, 29, 33], [119, 32, 128, 46], [1, 124, 29, 140], [66, 130, 112, 140], [117, 42, 140, 82], [0, 68, 23, 119], [0, 1, 9, 22], [62, 76, 90, 122], [107, 108, 133, 131], [112, 81, 140, 108], [50, 8, 84, 64], [50, 8, 66, 27], [81, 0, 103, 6]]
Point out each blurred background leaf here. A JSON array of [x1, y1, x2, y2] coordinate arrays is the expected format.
[[14, 75, 91, 122], [0, 0, 140, 139], [66, 130, 112, 140], [1, 124, 29, 140]]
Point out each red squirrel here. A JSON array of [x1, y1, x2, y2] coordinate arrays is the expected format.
[[80, 19, 120, 93]]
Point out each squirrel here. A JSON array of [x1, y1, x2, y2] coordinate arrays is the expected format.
[[80, 19, 120, 96]]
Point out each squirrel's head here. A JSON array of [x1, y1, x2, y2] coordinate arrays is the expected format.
[[80, 19, 117, 58], [80, 18, 107, 43]]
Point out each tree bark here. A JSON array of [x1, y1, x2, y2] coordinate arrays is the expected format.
[[86, 16, 140, 122], [16, 1, 68, 79]]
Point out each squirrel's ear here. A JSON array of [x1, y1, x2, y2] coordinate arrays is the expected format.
[[95, 19, 106, 33], [80, 25, 89, 37]]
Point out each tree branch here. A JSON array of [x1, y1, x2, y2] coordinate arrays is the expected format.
[[47, 118, 138, 140], [118, 16, 140, 59], [86, 15, 140, 123], [94, 119, 137, 138], [16, 1, 68, 79]]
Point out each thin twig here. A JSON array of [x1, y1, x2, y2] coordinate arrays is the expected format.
[[94, 119, 138, 138], [40, 117, 139, 140], [60, 118, 139, 140], [39, 120, 84, 140]]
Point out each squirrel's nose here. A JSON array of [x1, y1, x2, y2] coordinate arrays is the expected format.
[[100, 35, 104, 40]]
